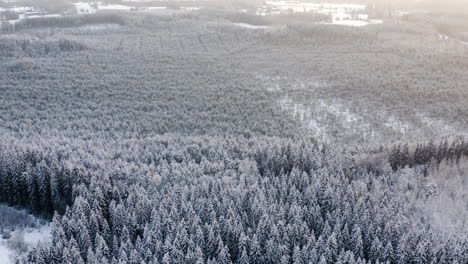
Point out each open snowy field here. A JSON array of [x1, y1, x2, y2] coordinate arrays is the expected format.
[[256, 0, 381, 27], [0, 205, 51, 264]]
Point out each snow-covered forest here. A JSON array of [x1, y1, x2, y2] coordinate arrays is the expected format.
[[0, 1, 468, 263]]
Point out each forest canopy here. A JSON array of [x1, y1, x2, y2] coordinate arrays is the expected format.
[[0, 5, 468, 264]]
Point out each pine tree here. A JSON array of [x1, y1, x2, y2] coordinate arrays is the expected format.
[[318, 255, 327, 264], [129, 248, 144, 264], [237, 248, 249, 264], [264, 238, 278, 264], [414, 241, 428, 264], [382, 242, 394, 263], [217, 245, 232, 264], [249, 234, 262, 264], [87, 248, 98, 264], [396, 235, 409, 264], [327, 232, 339, 262], [77, 220, 91, 259], [69, 241, 85, 264], [370, 237, 383, 263], [162, 253, 171, 264], [292, 245, 304, 264], [351, 226, 364, 259], [149, 255, 160, 264]]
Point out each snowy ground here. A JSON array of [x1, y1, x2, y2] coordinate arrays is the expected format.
[[97, 4, 133, 11], [146, 7, 167, 11], [76, 2, 200, 14], [257, 1, 382, 28], [75, 2, 96, 14], [0, 206, 51, 264], [233, 23, 269, 30], [262, 1, 365, 15], [329, 19, 383, 27], [24, 14, 62, 19], [258, 74, 461, 145], [399, 160, 468, 238]]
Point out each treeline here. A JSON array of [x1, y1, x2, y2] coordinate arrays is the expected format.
[[1, 13, 126, 35], [389, 138, 468, 171], [0, 146, 78, 218], [280, 24, 376, 44], [194, 9, 329, 26], [0, 39, 86, 58], [0, 10, 19, 21], [16, 13, 126, 31], [0, 135, 462, 264]]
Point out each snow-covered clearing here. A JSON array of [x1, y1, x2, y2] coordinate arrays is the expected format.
[[184, 7, 201, 11], [5, 7, 38, 13], [98, 4, 133, 11], [74, 2, 201, 15], [147, 6, 167, 11], [256, 1, 382, 27], [75, 2, 97, 14], [418, 113, 458, 137], [233, 23, 269, 30], [330, 19, 383, 27], [399, 160, 468, 238], [24, 14, 62, 19], [258, 73, 461, 144], [0, 206, 51, 264], [263, 1, 365, 14], [262, 75, 371, 143]]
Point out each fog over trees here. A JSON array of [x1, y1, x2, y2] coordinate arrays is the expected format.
[[0, 0, 467, 263]]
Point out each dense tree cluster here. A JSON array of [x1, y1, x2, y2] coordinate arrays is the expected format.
[[0, 39, 86, 58], [0, 22, 296, 138], [389, 138, 468, 171], [1, 13, 125, 34], [194, 9, 329, 27], [16, 13, 126, 31], [0, 136, 464, 264], [0, 10, 19, 21]]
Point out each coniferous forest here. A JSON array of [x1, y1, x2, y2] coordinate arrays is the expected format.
[[0, 6, 468, 264]]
